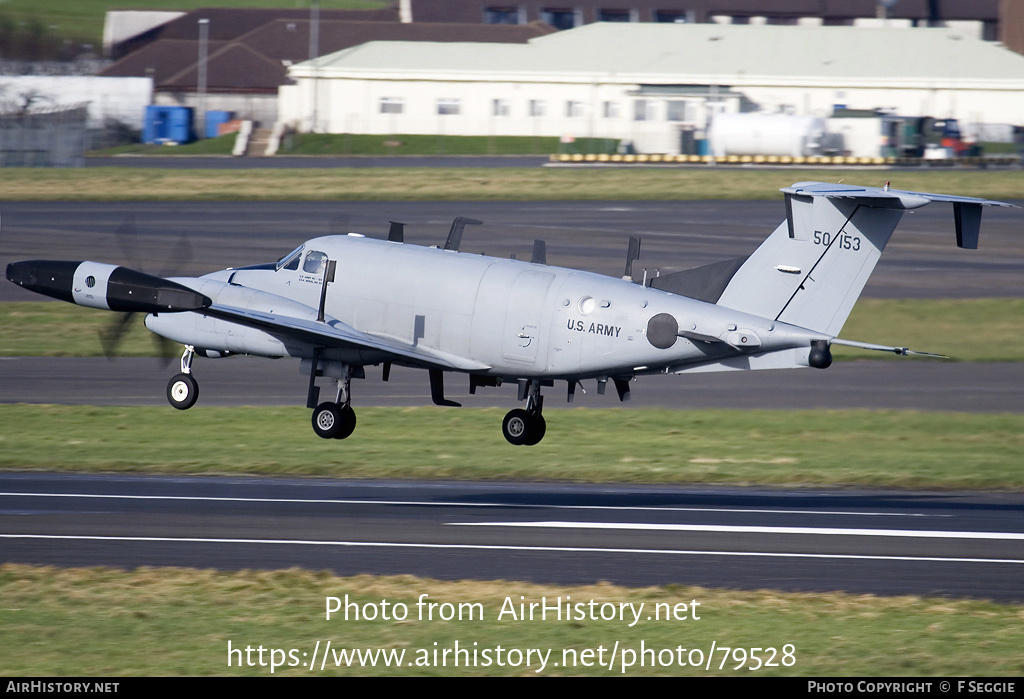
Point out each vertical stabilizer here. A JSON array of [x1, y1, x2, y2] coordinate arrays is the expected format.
[[717, 194, 903, 335]]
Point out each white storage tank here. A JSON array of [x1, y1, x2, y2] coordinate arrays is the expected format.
[[710, 113, 826, 157]]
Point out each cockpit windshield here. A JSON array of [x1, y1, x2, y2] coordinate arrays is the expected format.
[[275, 245, 303, 271], [303, 250, 328, 275]]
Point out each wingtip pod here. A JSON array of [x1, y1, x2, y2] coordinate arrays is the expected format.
[[6, 260, 211, 313]]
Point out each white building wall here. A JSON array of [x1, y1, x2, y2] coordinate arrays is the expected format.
[[280, 77, 730, 154], [281, 71, 1024, 153], [0, 76, 153, 129]]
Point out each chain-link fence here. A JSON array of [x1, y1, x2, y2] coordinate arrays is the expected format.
[[0, 104, 87, 166]]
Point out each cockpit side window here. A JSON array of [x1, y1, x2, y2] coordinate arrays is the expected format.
[[303, 250, 328, 275], [276, 245, 303, 271]]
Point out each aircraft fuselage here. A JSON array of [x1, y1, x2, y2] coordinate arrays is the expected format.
[[148, 234, 821, 381]]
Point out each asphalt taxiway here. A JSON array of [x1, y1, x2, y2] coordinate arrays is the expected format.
[[1, 357, 1021, 413]]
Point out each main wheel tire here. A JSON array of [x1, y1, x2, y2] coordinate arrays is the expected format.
[[523, 414, 546, 446], [311, 402, 343, 439], [166, 373, 198, 410], [502, 408, 533, 446], [333, 405, 357, 440]]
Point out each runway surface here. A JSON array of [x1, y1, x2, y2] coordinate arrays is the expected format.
[[1, 473, 1022, 601]]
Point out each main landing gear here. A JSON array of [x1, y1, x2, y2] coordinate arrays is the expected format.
[[307, 352, 358, 440], [166, 345, 199, 410], [502, 379, 546, 446], [311, 401, 357, 440]]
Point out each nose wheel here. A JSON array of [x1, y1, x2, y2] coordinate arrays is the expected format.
[[166, 345, 199, 410], [166, 373, 198, 410]]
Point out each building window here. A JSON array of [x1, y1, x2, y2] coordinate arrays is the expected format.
[[437, 99, 460, 116], [566, 101, 583, 118], [654, 11, 688, 23], [493, 99, 510, 117], [598, 9, 631, 22], [529, 100, 546, 117], [484, 7, 521, 24], [541, 8, 579, 30], [379, 97, 404, 114], [666, 100, 689, 122], [633, 99, 654, 121], [603, 101, 619, 119]]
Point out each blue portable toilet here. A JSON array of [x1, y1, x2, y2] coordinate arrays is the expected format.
[[143, 106, 194, 144], [205, 110, 234, 139]]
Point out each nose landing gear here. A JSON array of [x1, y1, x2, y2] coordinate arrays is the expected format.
[[166, 345, 199, 410]]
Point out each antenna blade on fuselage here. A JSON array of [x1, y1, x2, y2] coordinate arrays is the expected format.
[[531, 239, 547, 265], [387, 221, 405, 243], [623, 236, 641, 281], [443, 216, 483, 251]]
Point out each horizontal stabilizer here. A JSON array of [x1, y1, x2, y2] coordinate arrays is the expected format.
[[781, 181, 1014, 249]]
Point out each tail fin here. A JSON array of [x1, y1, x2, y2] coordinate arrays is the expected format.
[[713, 182, 1012, 335]]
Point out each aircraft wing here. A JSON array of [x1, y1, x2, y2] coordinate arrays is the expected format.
[[203, 303, 490, 372]]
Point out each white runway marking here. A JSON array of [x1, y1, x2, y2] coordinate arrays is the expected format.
[[0, 492, 945, 518], [452, 521, 1024, 541], [1, 534, 1022, 565]]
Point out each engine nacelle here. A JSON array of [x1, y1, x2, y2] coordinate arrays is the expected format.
[[6, 260, 210, 313]]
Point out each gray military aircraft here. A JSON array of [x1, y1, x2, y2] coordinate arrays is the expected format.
[[6, 181, 1012, 445]]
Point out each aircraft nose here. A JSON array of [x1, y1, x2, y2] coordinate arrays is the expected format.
[[5, 261, 30, 285], [6, 260, 79, 303]]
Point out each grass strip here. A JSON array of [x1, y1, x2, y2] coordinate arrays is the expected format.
[[1, 564, 1021, 676], [1, 405, 1022, 489], [1, 168, 1021, 202], [3, 299, 1022, 362]]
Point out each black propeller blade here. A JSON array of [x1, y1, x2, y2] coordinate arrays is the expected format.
[[102, 214, 198, 362]]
